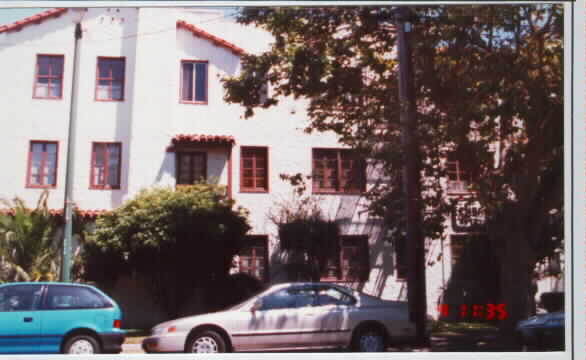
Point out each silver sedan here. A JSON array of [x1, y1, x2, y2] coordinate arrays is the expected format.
[[142, 282, 420, 353]]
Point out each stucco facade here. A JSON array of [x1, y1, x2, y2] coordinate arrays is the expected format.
[[1, 7, 559, 324]]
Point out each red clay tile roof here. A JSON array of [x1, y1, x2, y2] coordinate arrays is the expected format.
[[77, 209, 109, 219], [0, 8, 68, 34], [0, 207, 107, 219], [167, 134, 236, 151], [177, 20, 246, 56]]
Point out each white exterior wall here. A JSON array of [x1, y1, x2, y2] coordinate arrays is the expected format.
[[0, 7, 455, 319]]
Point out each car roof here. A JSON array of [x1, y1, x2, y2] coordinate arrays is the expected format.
[[0, 282, 95, 288], [270, 282, 353, 291]]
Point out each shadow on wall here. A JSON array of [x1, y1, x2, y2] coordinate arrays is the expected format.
[[155, 152, 175, 184], [111, 8, 139, 207], [109, 274, 213, 329], [267, 194, 396, 299], [108, 274, 168, 329], [439, 234, 500, 322], [108, 273, 263, 329]]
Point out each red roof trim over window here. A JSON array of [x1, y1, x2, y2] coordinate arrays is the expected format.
[[0, 8, 67, 34], [0, 208, 108, 220], [177, 20, 246, 56], [167, 134, 236, 151]]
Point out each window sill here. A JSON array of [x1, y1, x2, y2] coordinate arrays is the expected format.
[[32, 97, 62, 101], [312, 190, 364, 195], [26, 184, 57, 189], [89, 186, 121, 190], [180, 101, 208, 105], [95, 98, 125, 102], [240, 189, 269, 194]]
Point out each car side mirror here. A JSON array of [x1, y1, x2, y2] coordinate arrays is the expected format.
[[251, 299, 263, 313]]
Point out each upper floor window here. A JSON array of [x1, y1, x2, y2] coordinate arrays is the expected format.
[[26, 141, 58, 188], [176, 152, 206, 185], [446, 153, 471, 193], [34, 55, 64, 99], [90, 142, 121, 189], [241, 147, 268, 192], [181, 61, 208, 104], [96, 57, 125, 101], [312, 149, 366, 194]]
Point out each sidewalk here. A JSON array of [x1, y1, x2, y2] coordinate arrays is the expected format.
[[120, 322, 507, 354], [427, 321, 506, 352], [122, 343, 144, 354]]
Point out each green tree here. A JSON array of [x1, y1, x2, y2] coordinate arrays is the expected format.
[[223, 4, 563, 338], [80, 185, 251, 318], [0, 191, 60, 282], [269, 175, 340, 281], [415, 4, 563, 335]]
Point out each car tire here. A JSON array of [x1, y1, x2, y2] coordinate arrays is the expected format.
[[63, 335, 101, 354], [186, 330, 227, 353], [353, 328, 386, 352]]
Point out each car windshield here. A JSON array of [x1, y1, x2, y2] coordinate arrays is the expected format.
[[226, 286, 270, 311], [357, 292, 380, 301]]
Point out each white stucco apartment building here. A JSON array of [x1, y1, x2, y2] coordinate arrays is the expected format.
[[0, 7, 562, 324]]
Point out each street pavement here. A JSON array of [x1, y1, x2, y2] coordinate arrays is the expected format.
[[122, 343, 144, 354], [121, 333, 507, 354]]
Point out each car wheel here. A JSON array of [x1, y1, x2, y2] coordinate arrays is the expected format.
[[187, 330, 226, 353], [354, 329, 386, 352], [63, 335, 101, 354]]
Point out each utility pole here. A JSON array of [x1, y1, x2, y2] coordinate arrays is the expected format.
[[396, 6, 428, 345], [62, 9, 86, 282]]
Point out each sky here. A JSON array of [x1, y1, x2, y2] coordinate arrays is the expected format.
[[0, 8, 49, 26], [0, 7, 239, 26]]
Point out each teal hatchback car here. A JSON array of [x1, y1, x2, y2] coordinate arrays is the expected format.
[[0, 282, 125, 354]]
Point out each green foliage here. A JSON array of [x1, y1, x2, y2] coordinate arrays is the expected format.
[[81, 184, 251, 317], [224, 5, 563, 334], [0, 191, 60, 282], [270, 175, 340, 281]]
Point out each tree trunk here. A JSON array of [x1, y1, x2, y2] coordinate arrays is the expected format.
[[497, 227, 536, 347]]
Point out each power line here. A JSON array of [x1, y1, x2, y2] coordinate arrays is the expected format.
[[0, 10, 238, 47]]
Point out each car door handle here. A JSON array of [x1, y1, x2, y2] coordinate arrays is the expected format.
[[23, 317, 33, 323]]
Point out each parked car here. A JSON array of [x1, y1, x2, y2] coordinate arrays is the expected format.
[[143, 282, 425, 353], [515, 311, 564, 351], [0, 282, 125, 354]]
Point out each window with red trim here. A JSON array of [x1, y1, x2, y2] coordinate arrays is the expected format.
[[446, 147, 478, 193], [238, 235, 269, 282], [176, 152, 206, 185], [241, 147, 268, 192], [34, 55, 64, 99], [181, 61, 208, 103], [96, 57, 125, 101], [27, 141, 58, 188], [312, 149, 365, 194], [90, 143, 121, 189], [321, 235, 369, 282]]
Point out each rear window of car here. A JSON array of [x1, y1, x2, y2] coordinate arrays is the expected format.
[[45, 285, 112, 310]]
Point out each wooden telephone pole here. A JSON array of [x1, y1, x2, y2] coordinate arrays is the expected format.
[[396, 6, 428, 345]]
